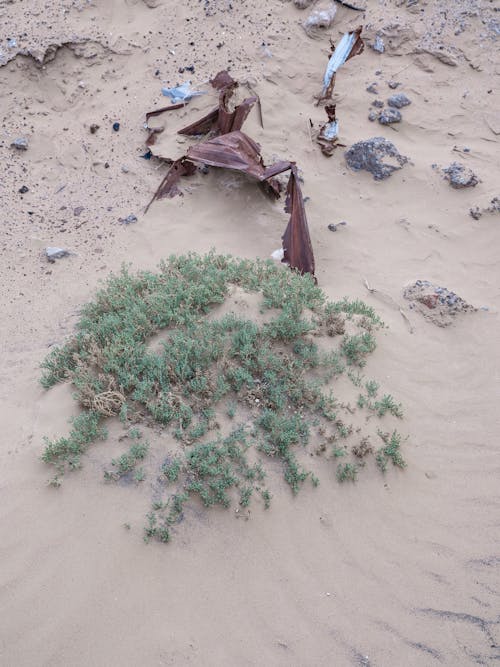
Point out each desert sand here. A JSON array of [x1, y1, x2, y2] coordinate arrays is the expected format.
[[1, 0, 499, 665]]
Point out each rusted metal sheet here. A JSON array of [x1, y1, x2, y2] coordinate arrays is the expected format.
[[143, 72, 316, 278], [283, 165, 315, 278]]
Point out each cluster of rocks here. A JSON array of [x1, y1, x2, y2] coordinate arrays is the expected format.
[[470, 196, 500, 220], [367, 83, 412, 125], [403, 280, 476, 327]]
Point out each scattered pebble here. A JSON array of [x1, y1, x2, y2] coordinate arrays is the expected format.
[[368, 111, 378, 122], [443, 162, 478, 189], [328, 222, 347, 232], [378, 108, 402, 125], [371, 35, 385, 53], [469, 196, 500, 219], [345, 137, 408, 180], [387, 93, 411, 108], [11, 137, 28, 150], [372, 99, 384, 108], [366, 83, 378, 94], [73, 206, 85, 216], [90, 124, 100, 134], [18, 185, 29, 194], [388, 81, 401, 89], [119, 214, 138, 225], [112, 122, 120, 132]]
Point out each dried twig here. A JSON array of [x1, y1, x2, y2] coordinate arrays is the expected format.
[[363, 278, 414, 333]]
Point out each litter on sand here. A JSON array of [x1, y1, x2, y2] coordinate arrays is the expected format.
[[302, 1, 337, 38], [317, 104, 341, 156], [144, 71, 315, 279], [161, 81, 205, 103], [320, 27, 364, 100]]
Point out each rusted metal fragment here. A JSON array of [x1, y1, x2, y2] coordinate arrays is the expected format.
[[145, 102, 186, 123], [145, 158, 197, 211], [282, 166, 315, 277], [320, 27, 364, 101], [143, 72, 315, 278], [146, 127, 164, 146], [186, 131, 268, 179], [218, 93, 258, 134], [177, 107, 220, 136], [317, 104, 344, 156], [175, 70, 258, 137], [210, 70, 235, 90]]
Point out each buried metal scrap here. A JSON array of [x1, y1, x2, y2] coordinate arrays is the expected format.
[[144, 71, 315, 278], [313, 28, 364, 155]]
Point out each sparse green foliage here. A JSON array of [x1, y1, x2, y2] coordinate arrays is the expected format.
[[336, 462, 359, 483], [341, 332, 377, 367], [373, 394, 403, 418], [375, 430, 407, 472], [39, 252, 406, 542]]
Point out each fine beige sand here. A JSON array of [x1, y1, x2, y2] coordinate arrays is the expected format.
[[1, 1, 499, 665]]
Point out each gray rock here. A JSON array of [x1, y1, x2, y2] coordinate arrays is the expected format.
[[11, 137, 28, 151], [372, 35, 385, 53], [345, 137, 408, 180], [388, 80, 400, 89], [379, 108, 402, 125], [366, 83, 378, 94], [443, 162, 478, 189], [46, 247, 70, 262], [371, 99, 384, 108], [368, 111, 378, 122], [387, 93, 411, 108]]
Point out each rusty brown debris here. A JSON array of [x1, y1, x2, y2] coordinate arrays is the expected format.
[[143, 71, 315, 278]]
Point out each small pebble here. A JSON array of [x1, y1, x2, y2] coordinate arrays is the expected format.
[[112, 122, 120, 132], [368, 111, 378, 122], [18, 185, 29, 194], [366, 83, 378, 94], [119, 214, 138, 225], [388, 81, 401, 89], [328, 221, 347, 232], [371, 99, 384, 108], [372, 35, 385, 53], [90, 123, 100, 134]]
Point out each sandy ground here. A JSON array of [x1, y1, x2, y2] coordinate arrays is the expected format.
[[1, 0, 500, 665]]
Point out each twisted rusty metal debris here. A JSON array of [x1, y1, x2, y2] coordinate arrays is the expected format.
[[144, 71, 315, 279]]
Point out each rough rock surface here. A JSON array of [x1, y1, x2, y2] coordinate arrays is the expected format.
[[345, 137, 408, 180], [403, 280, 476, 327]]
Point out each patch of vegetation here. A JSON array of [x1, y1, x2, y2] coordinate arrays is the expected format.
[[336, 462, 359, 483], [375, 430, 407, 472], [40, 252, 407, 542]]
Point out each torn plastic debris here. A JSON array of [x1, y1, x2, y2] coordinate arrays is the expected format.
[[143, 71, 315, 279], [161, 81, 205, 104], [317, 104, 341, 156], [320, 27, 364, 101]]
